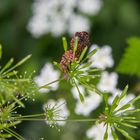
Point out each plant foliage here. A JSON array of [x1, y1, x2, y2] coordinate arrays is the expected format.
[[117, 37, 140, 77]]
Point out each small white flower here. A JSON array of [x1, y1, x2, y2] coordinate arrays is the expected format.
[[43, 98, 69, 126], [97, 71, 118, 93], [68, 15, 90, 35], [89, 45, 114, 69], [86, 124, 113, 140], [78, 0, 102, 15], [50, 15, 67, 37], [75, 91, 102, 116], [34, 63, 60, 93], [27, 15, 50, 38]]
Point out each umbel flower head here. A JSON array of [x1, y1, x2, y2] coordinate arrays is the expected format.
[[0, 97, 25, 139], [43, 99, 69, 129], [96, 85, 140, 140]]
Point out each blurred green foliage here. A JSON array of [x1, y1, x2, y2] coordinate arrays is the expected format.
[[0, 0, 140, 140], [117, 37, 140, 77]]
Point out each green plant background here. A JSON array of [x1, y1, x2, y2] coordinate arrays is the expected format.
[[0, 0, 140, 139]]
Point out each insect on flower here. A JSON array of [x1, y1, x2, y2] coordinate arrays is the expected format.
[[60, 49, 78, 73], [70, 31, 90, 54], [52, 31, 101, 102], [60, 31, 90, 73]]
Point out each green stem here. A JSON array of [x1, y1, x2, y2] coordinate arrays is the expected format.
[[4, 128, 24, 140], [78, 80, 102, 96], [39, 78, 64, 89], [62, 118, 97, 122], [1, 79, 30, 82], [12, 113, 45, 119], [15, 118, 97, 122]]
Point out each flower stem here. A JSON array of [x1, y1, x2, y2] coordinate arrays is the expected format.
[[12, 113, 45, 119], [15, 118, 97, 122], [39, 78, 64, 89]]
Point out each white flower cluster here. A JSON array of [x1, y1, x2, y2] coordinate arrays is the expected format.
[[27, 0, 102, 38], [88, 44, 114, 69], [34, 63, 60, 93], [71, 44, 135, 140], [71, 45, 115, 118], [34, 45, 135, 140]]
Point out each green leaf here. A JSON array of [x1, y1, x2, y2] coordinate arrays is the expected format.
[[79, 46, 88, 61], [119, 85, 128, 101], [79, 92, 84, 102], [0, 58, 14, 74], [103, 125, 108, 140], [62, 37, 68, 52], [103, 93, 109, 114], [0, 133, 11, 138], [114, 104, 131, 114], [116, 95, 140, 114], [5, 70, 18, 77], [80, 61, 93, 69], [15, 54, 32, 67], [117, 37, 140, 77], [39, 85, 51, 89], [3, 55, 32, 75], [82, 48, 98, 62], [53, 61, 61, 70], [103, 93, 109, 107], [115, 126, 135, 140], [73, 36, 78, 60], [124, 120, 140, 123], [74, 80, 84, 102], [0, 94, 5, 104], [5, 120, 21, 128], [111, 129, 119, 140], [123, 109, 140, 114], [111, 85, 128, 113], [75, 70, 84, 75], [129, 94, 140, 104], [118, 122, 137, 129], [79, 74, 100, 80], [76, 76, 90, 83], [110, 95, 120, 112], [79, 81, 102, 96], [86, 68, 101, 73], [12, 96, 25, 108]]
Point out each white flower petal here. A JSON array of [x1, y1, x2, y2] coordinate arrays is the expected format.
[[86, 124, 113, 140], [97, 71, 118, 93], [27, 0, 102, 37], [78, 0, 102, 15], [89, 45, 114, 69], [75, 92, 102, 116], [68, 15, 90, 35]]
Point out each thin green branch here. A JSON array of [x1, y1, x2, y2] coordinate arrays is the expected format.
[[39, 78, 64, 89]]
